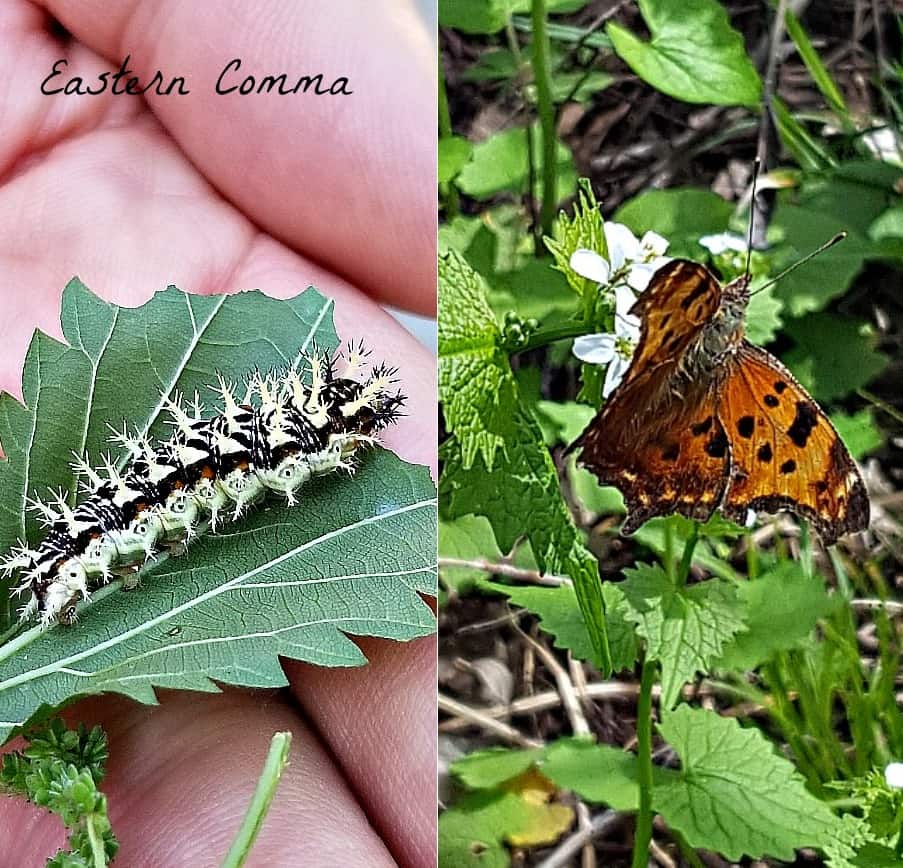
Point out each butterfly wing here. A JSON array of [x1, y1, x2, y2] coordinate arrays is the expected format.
[[622, 260, 723, 390], [718, 342, 869, 544], [574, 259, 730, 531], [576, 383, 731, 533]]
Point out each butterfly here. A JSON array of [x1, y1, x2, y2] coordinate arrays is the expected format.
[[571, 259, 869, 544]]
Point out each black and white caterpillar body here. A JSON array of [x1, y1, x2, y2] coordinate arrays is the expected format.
[[1, 343, 405, 627]]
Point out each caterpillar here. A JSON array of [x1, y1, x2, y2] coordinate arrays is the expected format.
[[1, 343, 405, 628]]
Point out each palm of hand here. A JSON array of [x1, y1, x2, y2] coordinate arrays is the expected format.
[[0, 2, 436, 865]]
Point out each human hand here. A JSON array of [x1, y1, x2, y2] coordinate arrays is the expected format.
[[0, 1, 436, 865]]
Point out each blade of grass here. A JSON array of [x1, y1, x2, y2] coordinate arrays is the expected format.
[[783, 9, 850, 121], [221, 732, 293, 868], [771, 96, 836, 171]]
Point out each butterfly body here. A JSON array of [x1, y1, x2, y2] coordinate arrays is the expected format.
[[574, 260, 869, 544]]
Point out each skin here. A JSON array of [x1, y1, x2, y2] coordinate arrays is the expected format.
[[0, 2, 437, 866]]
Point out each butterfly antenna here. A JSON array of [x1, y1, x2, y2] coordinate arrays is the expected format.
[[749, 232, 847, 296], [744, 156, 762, 279]]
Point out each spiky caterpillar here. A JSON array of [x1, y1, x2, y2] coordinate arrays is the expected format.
[[1, 343, 404, 627]]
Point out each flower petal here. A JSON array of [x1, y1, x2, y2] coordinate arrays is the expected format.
[[602, 354, 629, 397], [603, 222, 640, 272], [885, 762, 903, 789], [640, 231, 669, 257], [699, 233, 747, 255], [573, 333, 616, 364], [570, 249, 611, 284]]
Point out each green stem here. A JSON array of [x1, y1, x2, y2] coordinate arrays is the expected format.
[[676, 525, 699, 587], [632, 657, 656, 868], [513, 320, 589, 354], [531, 0, 557, 241], [85, 814, 106, 868], [221, 732, 293, 868], [437, 55, 459, 220]]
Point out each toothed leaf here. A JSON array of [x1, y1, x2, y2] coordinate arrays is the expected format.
[[0, 281, 436, 743]]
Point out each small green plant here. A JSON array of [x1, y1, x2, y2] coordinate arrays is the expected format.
[[1, 718, 118, 868], [439, 2, 902, 863]]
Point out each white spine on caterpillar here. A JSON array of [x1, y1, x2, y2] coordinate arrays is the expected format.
[[1, 343, 405, 628]]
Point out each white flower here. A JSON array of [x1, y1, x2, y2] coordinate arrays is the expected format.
[[699, 232, 748, 255], [568, 222, 671, 398], [862, 127, 903, 167], [570, 223, 670, 295], [885, 762, 903, 789], [573, 284, 640, 397]]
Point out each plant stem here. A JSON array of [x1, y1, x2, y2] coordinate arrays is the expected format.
[[677, 525, 699, 587], [514, 319, 589, 353], [531, 0, 557, 241], [85, 814, 106, 868], [221, 732, 293, 868], [437, 55, 459, 220], [631, 657, 656, 868]]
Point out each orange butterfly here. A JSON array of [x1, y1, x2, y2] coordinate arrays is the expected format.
[[572, 259, 869, 544]]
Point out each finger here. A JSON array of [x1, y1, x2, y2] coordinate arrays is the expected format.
[[30, 0, 436, 314], [0, 124, 436, 477], [0, 689, 398, 867], [285, 632, 437, 868]]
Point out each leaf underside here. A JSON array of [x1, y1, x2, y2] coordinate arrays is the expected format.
[[0, 281, 437, 743]]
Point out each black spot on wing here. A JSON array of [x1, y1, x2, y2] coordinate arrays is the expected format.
[[691, 417, 713, 437], [737, 416, 755, 438], [705, 429, 728, 458], [780, 459, 796, 474], [788, 401, 818, 448], [757, 443, 772, 463], [774, 381, 787, 394], [764, 394, 779, 408], [662, 443, 679, 461]]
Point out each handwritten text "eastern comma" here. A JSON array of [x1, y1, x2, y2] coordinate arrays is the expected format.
[[41, 56, 353, 96]]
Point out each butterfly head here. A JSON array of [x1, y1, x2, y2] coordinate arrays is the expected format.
[[700, 272, 751, 358]]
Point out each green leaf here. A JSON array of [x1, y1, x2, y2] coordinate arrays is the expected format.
[[482, 580, 637, 671], [783, 313, 888, 402], [439, 136, 474, 184], [716, 562, 839, 671], [614, 187, 734, 241], [606, 0, 761, 107], [453, 746, 545, 789], [438, 251, 512, 470], [851, 842, 903, 867], [533, 400, 594, 447], [869, 206, 903, 241], [439, 514, 503, 595], [0, 283, 437, 743], [541, 738, 649, 811], [439, 787, 571, 868], [487, 260, 575, 325], [655, 705, 841, 860], [551, 70, 614, 103], [462, 48, 520, 83], [457, 125, 576, 202], [633, 518, 740, 581], [438, 0, 512, 34], [440, 255, 611, 672], [545, 179, 607, 296], [770, 203, 871, 316], [620, 564, 746, 708], [831, 408, 883, 460], [745, 282, 784, 346]]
